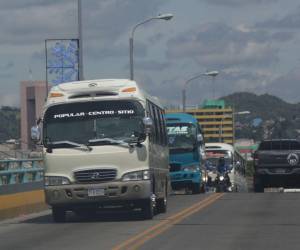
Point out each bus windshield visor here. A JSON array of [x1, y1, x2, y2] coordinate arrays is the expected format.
[[43, 100, 145, 146], [167, 123, 196, 150]]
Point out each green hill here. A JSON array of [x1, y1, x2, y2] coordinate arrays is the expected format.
[[221, 92, 300, 141], [0, 106, 20, 143]]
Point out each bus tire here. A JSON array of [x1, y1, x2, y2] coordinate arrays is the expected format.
[[192, 183, 201, 194], [200, 183, 206, 193], [141, 199, 154, 220], [157, 185, 167, 214], [52, 207, 66, 222]]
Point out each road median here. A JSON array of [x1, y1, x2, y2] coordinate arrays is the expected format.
[[0, 189, 47, 220]]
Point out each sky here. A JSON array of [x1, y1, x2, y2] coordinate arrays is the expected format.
[[1, 0, 300, 108]]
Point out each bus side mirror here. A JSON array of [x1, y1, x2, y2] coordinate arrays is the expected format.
[[143, 117, 153, 134], [31, 118, 42, 142], [197, 134, 203, 143], [31, 125, 40, 142]]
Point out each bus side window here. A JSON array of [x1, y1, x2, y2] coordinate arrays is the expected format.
[[160, 111, 168, 146], [147, 102, 156, 144], [156, 108, 165, 146], [197, 123, 204, 145], [153, 105, 161, 145], [148, 101, 159, 144]]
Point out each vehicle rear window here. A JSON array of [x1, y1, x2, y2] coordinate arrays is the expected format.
[[258, 141, 271, 150], [290, 141, 300, 150], [258, 140, 300, 150]]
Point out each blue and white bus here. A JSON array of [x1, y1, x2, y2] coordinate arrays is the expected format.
[[166, 113, 206, 194]]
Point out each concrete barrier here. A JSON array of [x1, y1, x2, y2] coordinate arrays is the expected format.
[[0, 185, 47, 220]]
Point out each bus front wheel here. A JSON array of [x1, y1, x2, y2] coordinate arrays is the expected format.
[[141, 199, 154, 220], [52, 207, 66, 222], [156, 185, 167, 214], [192, 183, 201, 194]]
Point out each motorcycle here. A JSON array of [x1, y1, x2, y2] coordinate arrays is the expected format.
[[215, 171, 231, 192]]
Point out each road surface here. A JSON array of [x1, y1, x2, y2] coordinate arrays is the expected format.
[[1, 192, 300, 250]]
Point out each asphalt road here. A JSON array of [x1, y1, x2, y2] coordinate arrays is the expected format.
[[1, 192, 300, 250]]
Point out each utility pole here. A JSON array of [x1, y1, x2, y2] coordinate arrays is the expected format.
[[78, 0, 84, 80]]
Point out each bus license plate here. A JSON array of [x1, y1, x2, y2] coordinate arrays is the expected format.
[[88, 188, 105, 197]]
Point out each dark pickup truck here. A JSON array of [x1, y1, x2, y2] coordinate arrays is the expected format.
[[253, 139, 300, 192]]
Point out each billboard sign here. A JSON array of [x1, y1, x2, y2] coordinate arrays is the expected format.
[[45, 39, 79, 85]]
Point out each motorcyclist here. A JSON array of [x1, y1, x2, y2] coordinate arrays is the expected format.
[[216, 157, 231, 187]]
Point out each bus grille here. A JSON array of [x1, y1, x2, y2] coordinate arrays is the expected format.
[[170, 163, 182, 172], [74, 169, 117, 183]]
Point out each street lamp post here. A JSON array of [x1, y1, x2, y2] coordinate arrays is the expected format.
[[78, 0, 84, 81], [129, 13, 173, 80], [182, 71, 219, 112]]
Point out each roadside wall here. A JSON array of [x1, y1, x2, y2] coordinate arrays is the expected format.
[[0, 182, 47, 220]]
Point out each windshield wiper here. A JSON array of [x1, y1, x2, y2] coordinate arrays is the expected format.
[[88, 138, 132, 147], [48, 140, 92, 151]]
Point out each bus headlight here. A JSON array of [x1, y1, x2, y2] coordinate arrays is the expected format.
[[182, 165, 200, 173], [44, 176, 71, 186], [122, 170, 150, 181]]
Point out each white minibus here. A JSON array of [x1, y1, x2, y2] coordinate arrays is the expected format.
[[32, 79, 169, 221], [205, 143, 248, 192]]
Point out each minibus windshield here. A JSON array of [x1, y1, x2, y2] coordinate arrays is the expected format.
[[205, 150, 233, 170], [167, 123, 196, 151], [43, 100, 145, 147]]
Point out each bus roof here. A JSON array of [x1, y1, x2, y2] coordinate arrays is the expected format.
[[45, 79, 163, 108], [205, 143, 234, 153], [165, 113, 198, 124]]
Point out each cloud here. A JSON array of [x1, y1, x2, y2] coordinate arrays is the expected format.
[[256, 6, 300, 29], [31, 50, 44, 60], [0, 93, 19, 107], [0, 1, 77, 46], [148, 33, 165, 44], [0, 73, 13, 79], [0, 0, 72, 10], [85, 40, 147, 60], [0, 61, 14, 79], [166, 22, 293, 69], [0, 62, 14, 70], [266, 67, 300, 103], [200, 0, 278, 7], [0, 0, 169, 45], [83, 0, 170, 42], [131, 60, 171, 71], [135, 64, 277, 107]]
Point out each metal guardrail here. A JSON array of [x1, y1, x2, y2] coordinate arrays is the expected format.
[[0, 159, 44, 185], [234, 148, 256, 178]]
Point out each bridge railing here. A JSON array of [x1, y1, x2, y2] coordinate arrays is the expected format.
[[234, 149, 249, 176], [0, 159, 44, 185]]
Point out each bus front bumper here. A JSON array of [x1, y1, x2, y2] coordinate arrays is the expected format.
[[44, 180, 151, 208], [170, 171, 201, 189]]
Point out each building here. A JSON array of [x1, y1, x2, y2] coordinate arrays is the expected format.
[[20, 81, 47, 150], [167, 100, 234, 144]]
